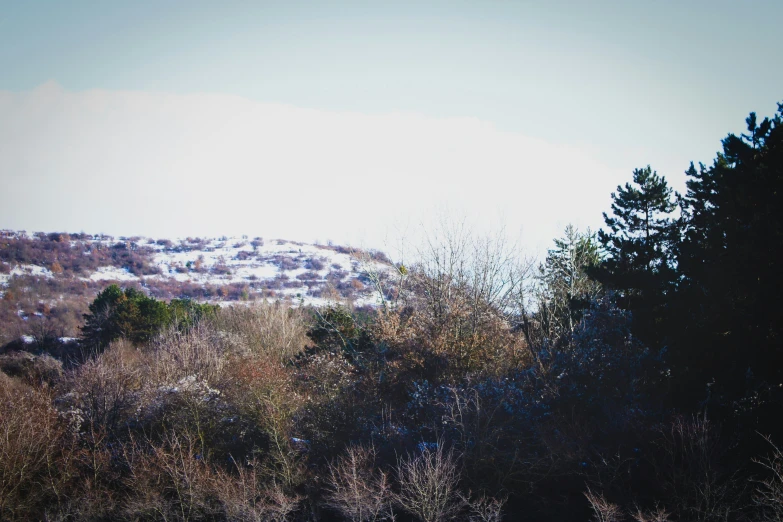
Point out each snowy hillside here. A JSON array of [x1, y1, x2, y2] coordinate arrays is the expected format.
[[0, 231, 396, 307]]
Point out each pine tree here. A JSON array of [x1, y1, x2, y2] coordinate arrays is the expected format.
[[595, 166, 680, 345], [81, 284, 172, 349], [675, 104, 783, 409]]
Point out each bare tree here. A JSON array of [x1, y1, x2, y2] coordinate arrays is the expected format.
[[584, 488, 623, 522], [395, 444, 463, 522], [325, 444, 394, 522], [459, 492, 506, 522], [631, 506, 672, 522], [754, 435, 783, 521]]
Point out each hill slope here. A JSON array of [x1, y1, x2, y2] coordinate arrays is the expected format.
[[0, 230, 394, 343]]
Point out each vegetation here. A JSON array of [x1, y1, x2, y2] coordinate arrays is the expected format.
[[0, 102, 782, 520], [81, 284, 219, 350]]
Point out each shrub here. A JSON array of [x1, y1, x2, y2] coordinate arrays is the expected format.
[[0, 375, 75, 520], [121, 430, 220, 520], [81, 285, 171, 349], [211, 302, 307, 361], [61, 340, 142, 435], [0, 351, 63, 386], [584, 488, 623, 522], [325, 444, 394, 521], [306, 257, 326, 271], [395, 444, 463, 522], [754, 436, 783, 521]]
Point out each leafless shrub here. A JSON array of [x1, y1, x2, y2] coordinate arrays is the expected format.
[[137, 327, 240, 455], [147, 321, 240, 386], [228, 353, 306, 491], [212, 260, 232, 276], [0, 375, 74, 520], [438, 385, 522, 491], [273, 255, 299, 271], [367, 218, 532, 377], [214, 458, 302, 522], [211, 302, 308, 362], [25, 315, 63, 350], [121, 430, 218, 521], [652, 414, 737, 521], [61, 339, 141, 434], [325, 444, 394, 521], [306, 257, 326, 271], [459, 492, 506, 522], [395, 444, 463, 522], [584, 488, 623, 522], [0, 351, 63, 386], [753, 435, 783, 521], [296, 270, 320, 281], [631, 505, 672, 522]]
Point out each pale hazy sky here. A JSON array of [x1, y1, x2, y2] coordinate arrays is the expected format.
[[1, 1, 781, 255]]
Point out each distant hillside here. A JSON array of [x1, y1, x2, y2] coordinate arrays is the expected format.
[[0, 230, 394, 344]]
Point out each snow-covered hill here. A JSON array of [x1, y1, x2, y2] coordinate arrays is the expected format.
[[0, 231, 395, 307]]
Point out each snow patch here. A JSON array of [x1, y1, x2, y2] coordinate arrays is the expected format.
[[86, 266, 140, 282]]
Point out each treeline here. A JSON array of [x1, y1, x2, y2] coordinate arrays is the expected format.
[[0, 102, 781, 521]]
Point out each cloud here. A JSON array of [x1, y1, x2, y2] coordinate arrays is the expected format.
[[0, 82, 622, 255]]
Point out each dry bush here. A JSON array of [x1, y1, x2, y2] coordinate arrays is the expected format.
[[124, 430, 301, 522], [439, 385, 519, 491], [0, 374, 74, 520], [325, 444, 394, 521], [146, 321, 242, 386], [584, 488, 623, 522], [395, 444, 463, 522], [631, 506, 672, 522], [754, 436, 783, 521], [25, 315, 63, 350], [0, 350, 63, 386], [230, 353, 307, 491], [365, 220, 532, 380], [61, 339, 142, 434], [459, 492, 506, 522], [214, 458, 302, 522], [127, 324, 249, 459], [211, 302, 308, 362], [290, 349, 363, 459], [122, 430, 219, 521], [652, 415, 738, 521]]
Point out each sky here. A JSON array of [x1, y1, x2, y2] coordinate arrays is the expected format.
[[1, 0, 781, 258]]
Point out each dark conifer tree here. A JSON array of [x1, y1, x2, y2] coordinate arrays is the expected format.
[[595, 166, 680, 345], [675, 104, 783, 419]]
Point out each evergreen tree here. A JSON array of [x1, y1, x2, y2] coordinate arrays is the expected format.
[[81, 284, 171, 349], [81, 284, 126, 349], [537, 224, 601, 336], [675, 104, 783, 411], [595, 166, 680, 344]]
